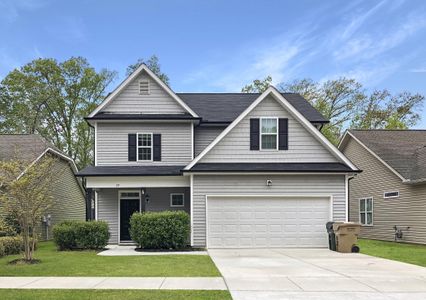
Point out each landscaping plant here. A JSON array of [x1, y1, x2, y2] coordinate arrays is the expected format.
[[0, 155, 60, 262], [53, 220, 109, 250], [130, 211, 190, 249]]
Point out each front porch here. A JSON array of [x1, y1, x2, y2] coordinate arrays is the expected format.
[[81, 172, 191, 245]]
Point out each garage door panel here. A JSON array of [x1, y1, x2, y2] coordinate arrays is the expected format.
[[207, 197, 330, 248]]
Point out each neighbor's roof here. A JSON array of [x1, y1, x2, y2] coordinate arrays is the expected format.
[[348, 130, 426, 183], [177, 93, 328, 124], [183, 162, 358, 173], [0, 134, 53, 162]]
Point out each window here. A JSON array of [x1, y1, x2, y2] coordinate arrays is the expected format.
[[384, 191, 399, 198], [170, 193, 184, 207], [137, 133, 152, 161], [139, 80, 150, 94], [260, 118, 278, 150], [359, 197, 373, 226]]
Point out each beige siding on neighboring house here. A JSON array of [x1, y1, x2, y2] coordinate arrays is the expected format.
[[102, 72, 186, 114], [199, 96, 338, 163], [192, 174, 346, 247], [342, 138, 426, 244], [96, 122, 192, 166], [194, 126, 225, 157], [43, 159, 86, 240]]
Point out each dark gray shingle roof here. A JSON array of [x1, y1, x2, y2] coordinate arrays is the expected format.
[[185, 163, 356, 173], [0, 134, 51, 162], [177, 93, 328, 123], [76, 165, 185, 176], [349, 130, 426, 182]]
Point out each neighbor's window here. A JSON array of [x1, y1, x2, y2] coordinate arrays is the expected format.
[[137, 133, 152, 161], [384, 191, 399, 198], [359, 197, 373, 226], [170, 193, 184, 207], [260, 118, 278, 150]]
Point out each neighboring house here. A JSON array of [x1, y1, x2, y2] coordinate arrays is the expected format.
[[77, 64, 360, 248], [0, 134, 86, 240], [339, 130, 426, 244]]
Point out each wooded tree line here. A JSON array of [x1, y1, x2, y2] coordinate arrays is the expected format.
[[0, 56, 424, 168]]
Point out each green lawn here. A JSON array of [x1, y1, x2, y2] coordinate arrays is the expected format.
[[0, 290, 231, 300], [358, 239, 426, 267], [0, 242, 221, 277]]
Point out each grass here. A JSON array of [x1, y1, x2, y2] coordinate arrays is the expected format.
[[358, 238, 426, 267], [0, 242, 221, 277], [0, 290, 232, 300]]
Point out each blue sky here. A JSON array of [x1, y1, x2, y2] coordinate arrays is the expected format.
[[1, 0, 426, 127]]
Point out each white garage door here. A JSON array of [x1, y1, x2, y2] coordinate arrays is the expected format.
[[207, 196, 331, 248]]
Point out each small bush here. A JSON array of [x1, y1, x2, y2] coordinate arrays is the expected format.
[[130, 211, 190, 249], [53, 220, 110, 250], [0, 236, 37, 257], [0, 218, 17, 237]]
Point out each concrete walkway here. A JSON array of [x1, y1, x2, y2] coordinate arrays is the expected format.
[[0, 277, 227, 290], [98, 245, 208, 256], [209, 248, 426, 300]]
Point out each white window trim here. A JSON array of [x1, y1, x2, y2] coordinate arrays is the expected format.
[[170, 193, 185, 207], [359, 197, 373, 226], [259, 117, 279, 151], [384, 191, 399, 199], [139, 80, 150, 95], [137, 133, 153, 162]]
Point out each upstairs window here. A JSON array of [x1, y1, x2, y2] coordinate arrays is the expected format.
[[384, 191, 399, 198], [260, 118, 278, 150], [359, 197, 373, 226], [137, 133, 152, 161], [139, 80, 150, 94]]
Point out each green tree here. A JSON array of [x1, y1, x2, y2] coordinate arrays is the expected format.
[[0, 57, 116, 168], [241, 76, 272, 93], [126, 55, 170, 85], [0, 155, 61, 261]]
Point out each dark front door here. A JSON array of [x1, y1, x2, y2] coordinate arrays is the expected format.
[[120, 199, 140, 241]]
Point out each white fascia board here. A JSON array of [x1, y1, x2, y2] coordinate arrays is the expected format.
[[88, 64, 199, 118], [86, 175, 190, 189], [185, 86, 359, 171], [342, 131, 406, 182], [183, 172, 352, 176]]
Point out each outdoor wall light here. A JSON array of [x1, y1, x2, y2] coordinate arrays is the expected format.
[[266, 179, 272, 186]]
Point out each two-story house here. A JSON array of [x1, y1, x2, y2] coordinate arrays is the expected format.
[[77, 64, 360, 248]]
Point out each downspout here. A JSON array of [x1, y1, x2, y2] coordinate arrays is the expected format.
[[347, 175, 356, 222]]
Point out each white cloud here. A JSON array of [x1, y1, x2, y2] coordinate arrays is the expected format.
[[410, 68, 426, 73], [0, 0, 48, 22]]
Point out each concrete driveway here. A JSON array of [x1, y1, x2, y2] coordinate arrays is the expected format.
[[209, 248, 426, 300]]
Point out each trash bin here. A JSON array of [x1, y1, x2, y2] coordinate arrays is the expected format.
[[326, 221, 337, 251], [333, 222, 361, 253]]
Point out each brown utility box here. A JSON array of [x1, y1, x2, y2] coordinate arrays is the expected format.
[[333, 222, 361, 253]]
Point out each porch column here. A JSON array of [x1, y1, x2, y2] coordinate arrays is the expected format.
[[85, 188, 93, 221]]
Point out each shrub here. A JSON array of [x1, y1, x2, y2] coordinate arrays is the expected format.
[[0, 236, 37, 257], [53, 220, 110, 250], [0, 218, 17, 237], [130, 211, 190, 249]]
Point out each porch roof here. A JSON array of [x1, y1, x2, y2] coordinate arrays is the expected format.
[[76, 165, 185, 176]]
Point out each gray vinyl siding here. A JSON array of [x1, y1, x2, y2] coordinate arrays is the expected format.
[[194, 127, 225, 156], [96, 122, 192, 166], [192, 174, 346, 247], [42, 159, 86, 240], [342, 137, 426, 244], [200, 96, 338, 163], [102, 72, 186, 114], [97, 187, 190, 244]]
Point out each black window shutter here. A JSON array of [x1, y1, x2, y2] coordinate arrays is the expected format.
[[153, 134, 161, 161], [128, 134, 137, 161], [279, 118, 288, 150], [250, 118, 260, 150]]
